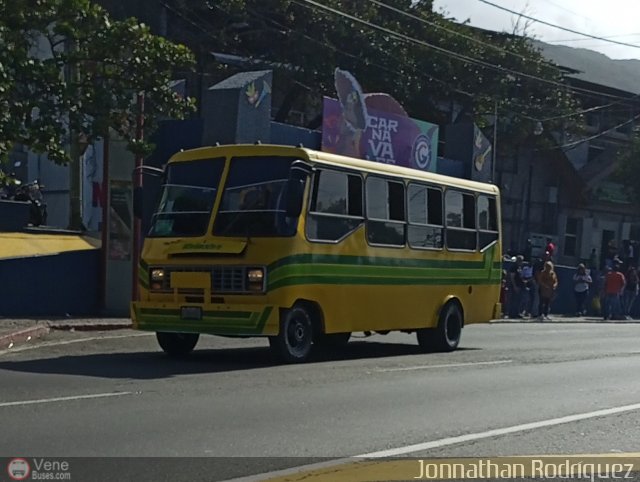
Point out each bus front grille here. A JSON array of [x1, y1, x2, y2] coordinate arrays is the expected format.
[[212, 266, 246, 292], [154, 266, 252, 294]]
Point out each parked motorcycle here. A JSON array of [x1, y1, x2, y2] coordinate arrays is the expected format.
[[0, 174, 48, 226]]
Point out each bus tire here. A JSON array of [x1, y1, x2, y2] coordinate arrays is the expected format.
[[314, 332, 351, 349], [417, 302, 463, 352], [269, 305, 314, 363], [156, 332, 199, 358]]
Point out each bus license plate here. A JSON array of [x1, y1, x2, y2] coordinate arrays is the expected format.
[[180, 306, 202, 320]]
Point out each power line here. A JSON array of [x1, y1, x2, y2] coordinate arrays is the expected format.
[[544, 114, 640, 151], [161, 0, 640, 135], [368, 0, 640, 121], [368, 0, 559, 74], [296, 0, 640, 104], [547, 34, 640, 44], [534, 0, 594, 23], [477, 0, 640, 50]]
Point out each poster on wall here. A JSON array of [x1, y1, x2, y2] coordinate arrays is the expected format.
[[321, 69, 439, 172], [108, 180, 132, 261], [80, 138, 104, 232]]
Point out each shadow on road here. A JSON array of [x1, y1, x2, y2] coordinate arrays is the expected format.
[[0, 341, 480, 380]]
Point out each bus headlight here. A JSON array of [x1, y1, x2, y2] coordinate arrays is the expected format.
[[247, 268, 265, 291], [151, 268, 166, 281], [150, 268, 166, 290]]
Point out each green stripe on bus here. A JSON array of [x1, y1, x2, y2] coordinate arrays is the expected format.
[[268, 275, 500, 291], [138, 306, 273, 334], [269, 264, 498, 284]]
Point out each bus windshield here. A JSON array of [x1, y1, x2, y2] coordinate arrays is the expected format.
[[213, 156, 297, 237], [148, 158, 224, 237]]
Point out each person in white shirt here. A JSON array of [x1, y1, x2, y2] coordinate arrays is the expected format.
[[572, 263, 592, 316]]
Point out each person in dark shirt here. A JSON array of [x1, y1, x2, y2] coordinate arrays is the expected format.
[[508, 255, 525, 318]]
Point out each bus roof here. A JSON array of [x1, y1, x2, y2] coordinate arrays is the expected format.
[[168, 144, 500, 195]]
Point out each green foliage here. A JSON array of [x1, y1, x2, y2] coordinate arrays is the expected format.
[[613, 132, 640, 205], [0, 0, 196, 164], [165, 0, 582, 146]]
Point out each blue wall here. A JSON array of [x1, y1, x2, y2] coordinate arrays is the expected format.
[[0, 249, 100, 316]]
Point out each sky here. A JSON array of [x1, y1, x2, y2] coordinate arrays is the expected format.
[[432, 0, 640, 60]]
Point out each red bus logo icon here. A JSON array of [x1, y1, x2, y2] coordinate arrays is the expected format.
[[7, 458, 30, 481]]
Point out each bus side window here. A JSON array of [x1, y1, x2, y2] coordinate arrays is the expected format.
[[445, 190, 477, 251], [407, 183, 444, 250], [306, 169, 363, 242], [366, 176, 406, 247], [478, 195, 499, 250]]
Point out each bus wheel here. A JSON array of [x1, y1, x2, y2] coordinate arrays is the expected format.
[[314, 332, 351, 349], [417, 302, 463, 352], [156, 332, 199, 358], [269, 306, 314, 363]]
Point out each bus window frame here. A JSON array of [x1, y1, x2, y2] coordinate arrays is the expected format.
[[444, 188, 478, 253], [305, 166, 365, 245], [406, 181, 445, 252], [477, 194, 499, 252], [365, 175, 407, 249]]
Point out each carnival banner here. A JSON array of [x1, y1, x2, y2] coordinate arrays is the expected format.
[[321, 69, 439, 172]]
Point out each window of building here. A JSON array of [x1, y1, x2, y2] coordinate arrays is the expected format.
[[306, 169, 363, 242], [564, 217, 579, 257], [477, 195, 499, 250], [445, 190, 477, 251], [366, 176, 405, 247], [407, 183, 443, 249]]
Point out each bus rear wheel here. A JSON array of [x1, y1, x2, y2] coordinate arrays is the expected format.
[[417, 302, 463, 352], [156, 332, 199, 358], [269, 306, 314, 363]]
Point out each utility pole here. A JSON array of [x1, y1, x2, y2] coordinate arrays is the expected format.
[[132, 93, 145, 302], [491, 100, 498, 184]]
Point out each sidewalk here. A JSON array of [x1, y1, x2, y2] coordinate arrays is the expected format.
[[0, 317, 132, 350], [492, 314, 640, 323]]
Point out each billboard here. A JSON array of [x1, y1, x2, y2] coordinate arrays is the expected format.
[[321, 69, 439, 172]]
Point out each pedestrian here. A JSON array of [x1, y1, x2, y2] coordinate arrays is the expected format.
[[500, 269, 508, 317], [536, 261, 558, 321], [623, 265, 639, 319], [572, 263, 592, 316], [508, 255, 525, 319], [545, 237, 556, 259], [603, 264, 626, 320], [521, 261, 534, 317]]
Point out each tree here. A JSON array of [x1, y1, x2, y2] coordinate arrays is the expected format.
[[613, 132, 640, 206], [153, 0, 582, 149], [0, 0, 196, 165]]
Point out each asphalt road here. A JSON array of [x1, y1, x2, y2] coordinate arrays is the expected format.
[[1, 323, 640, 481]]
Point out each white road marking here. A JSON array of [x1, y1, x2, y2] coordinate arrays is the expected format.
[[222, 401, 640, 482], [0, 391, 134, 408], [375, 359, 512, 372], [0, 332, 153, 356]]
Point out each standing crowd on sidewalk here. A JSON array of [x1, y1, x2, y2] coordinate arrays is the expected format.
[[501, 238, 639, 320]]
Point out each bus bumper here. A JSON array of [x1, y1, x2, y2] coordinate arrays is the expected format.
[[131, 301, 278, 336]]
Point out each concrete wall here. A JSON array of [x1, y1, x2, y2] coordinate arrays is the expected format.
[[0, 249, 99, 316]]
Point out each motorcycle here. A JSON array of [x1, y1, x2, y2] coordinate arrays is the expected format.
[[1, 174, 48, 226]]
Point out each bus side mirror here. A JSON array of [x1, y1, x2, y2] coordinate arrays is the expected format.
[[133, 186, 144, 219], [285, 160, 312, 218], [131, 165, 164, 219]]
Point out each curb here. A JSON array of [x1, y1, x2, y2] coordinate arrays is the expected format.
[[0, 324, 51, 350], [48, 322, 133, 331]]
